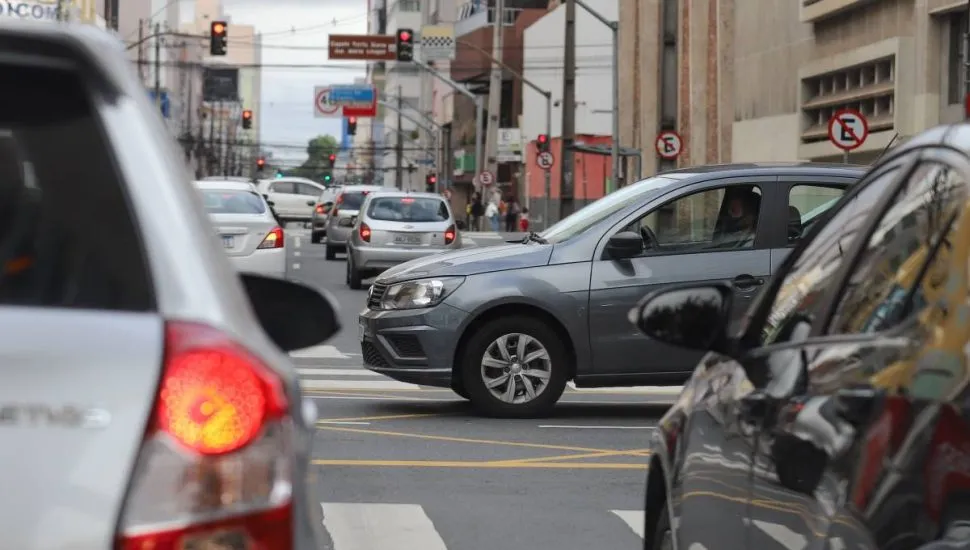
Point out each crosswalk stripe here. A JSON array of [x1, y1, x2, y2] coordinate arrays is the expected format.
[[290, 345, 351, 359], [611, 510, 645, 538], [300, 379, 422, 390], [567, 382, 683, 395], [296, 368, 381, 377], [322, 503, 448, 550]]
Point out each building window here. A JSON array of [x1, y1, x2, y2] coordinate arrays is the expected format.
[[394, 0, 420, 12], [948, 10, 968, 106], [800, 56, 895, 144]]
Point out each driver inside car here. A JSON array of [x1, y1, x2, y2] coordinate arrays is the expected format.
[[713, 188, 760, 248]]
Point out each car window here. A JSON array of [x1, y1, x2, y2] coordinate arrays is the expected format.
[[296, 182, 320, 196], [0, 64, 153, 311], [367, 197, 449, 222], [539, 174, 685, 244], [787, 185, 846, 245], [339, 191, 368, 210], [271, 181, 296, 194], [627, 184, 762, 254], [757, 166, 899, 346], [201, 189, 267, 215], [827, 162, 966, 335]]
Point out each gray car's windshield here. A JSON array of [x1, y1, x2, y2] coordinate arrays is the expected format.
[[339, 191, 367, 210], [368, 197, 449, 222], [539, 174, 686, 243], [201, 189, 266, 214]]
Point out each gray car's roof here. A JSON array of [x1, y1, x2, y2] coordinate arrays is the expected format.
[[367, 190, 446, 199], [339, 185, 389, 193], [194, 180, 258, 192], [656, 162, 868, 182]]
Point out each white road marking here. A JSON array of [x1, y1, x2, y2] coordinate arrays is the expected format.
[[611, 510, 645, 538], [306, 394, 437, 402], [300, 379, 422, 391], [567, 382, 683, 395], [294, 251, 302, 257], [322, 503, 448, 550], [290, 344, 352, 359], [293, 236, 301, 247], [752, 519, 808, 550], [538, 425, 656, 430], [292, 262, 301, 269], [296, 367, 381, 377], [317, 420, 371, 425]]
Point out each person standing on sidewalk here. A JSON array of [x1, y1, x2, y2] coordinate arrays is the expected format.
[[470, 192, 485, 231], [504, 197, 520, 232], [485, 199, 500, 231]]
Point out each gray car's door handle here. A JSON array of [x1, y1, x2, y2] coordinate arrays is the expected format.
[[732, 274, 764, 290]]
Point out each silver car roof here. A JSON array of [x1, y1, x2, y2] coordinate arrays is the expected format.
[[194, 180, 259, 192]]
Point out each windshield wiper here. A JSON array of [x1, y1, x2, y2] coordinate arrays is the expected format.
[[521, 231, 548, 244]]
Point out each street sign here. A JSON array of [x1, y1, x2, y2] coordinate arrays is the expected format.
[[330, 84, 377, 117], [656, 130, 682, 160], [420, 24, 455, 61], [478, 171, 494, 186], [313, 87, 341, 118], [536, 151, 554, 170], [828, 109, 868, 151], [328, 34, 396, 61]]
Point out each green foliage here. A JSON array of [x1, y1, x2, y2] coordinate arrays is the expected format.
[[280, 134, 340, 182]]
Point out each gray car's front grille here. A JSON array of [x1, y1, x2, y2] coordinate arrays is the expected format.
[[367, 283, 388, 309]]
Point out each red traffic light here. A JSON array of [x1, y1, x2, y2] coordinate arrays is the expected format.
[[399, 30, 411, 41], [256, 158, 265, 167], [429, 175, 437, 183], [328, 154, 336, 162], [212, 22, 225, 34], [537, 134, 548, 144], [348, 116, 357, 124]]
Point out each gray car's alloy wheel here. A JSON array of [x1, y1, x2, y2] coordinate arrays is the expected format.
[[460, 315, 568, 418]]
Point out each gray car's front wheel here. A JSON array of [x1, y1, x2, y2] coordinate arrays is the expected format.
[[460, 316, 568, 418]]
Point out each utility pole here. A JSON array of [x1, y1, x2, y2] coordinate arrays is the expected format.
[[395, 85, 404, 189], [560, 0, 577, 221], [106, 0, 119, 30], [484, 0, 505, 198], [964, 0, 970, 120], [208, 103, 217, 177], [136, 20, 145, 83], [222, 107, 232, 177], [153, 22, 162, 113]]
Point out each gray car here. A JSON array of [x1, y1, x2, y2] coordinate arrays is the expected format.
[[324, 184, 386, 260], [346, 191, 461, 289], [358, 163, 865, 417], [0, 22, 338, 549]]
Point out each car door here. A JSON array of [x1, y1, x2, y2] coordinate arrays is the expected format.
[[295, 182, 323, 219], [740, 155, 963, 550], [768, 176, 855, 272], [266, 180, 297, 217], [588, 176, 774, 379]]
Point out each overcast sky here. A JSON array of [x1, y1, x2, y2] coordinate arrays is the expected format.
[[216, 0, 369, 163]]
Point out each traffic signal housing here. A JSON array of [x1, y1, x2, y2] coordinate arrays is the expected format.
[[210, 21, 228, 56], [395, 28, 414, 62], [256, 157, 265, 171], [347, 117, 357, 136], [241, 109, 253, 129], [425, 173, 437, 191], [328, 153, 336, 165], [323, 174, 332, 183], [537, 134, 549, 153]]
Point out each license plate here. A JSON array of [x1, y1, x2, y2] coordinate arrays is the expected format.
[[358, 321, 366, 342], [394, 234, 422, 245], [221, 235, 234, 248]]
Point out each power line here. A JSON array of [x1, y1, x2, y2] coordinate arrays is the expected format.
[[134, 59, 614, 71]]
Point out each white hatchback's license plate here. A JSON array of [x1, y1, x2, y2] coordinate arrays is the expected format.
[[394, 234, 422, 245], [221, 235, 234, 248], [358, 321, 366, 342]]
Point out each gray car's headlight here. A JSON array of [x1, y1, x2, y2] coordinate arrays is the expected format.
[[379, 277, 465, 310]]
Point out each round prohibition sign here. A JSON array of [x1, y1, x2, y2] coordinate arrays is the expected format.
[[536, 151, 554, 170], [656, 130, 683, 160], [314, 87, 340, 116], [827, 108, 869, 151]]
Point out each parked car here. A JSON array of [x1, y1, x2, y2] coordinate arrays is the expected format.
[[256, 176, 328, 224], [635, 126, 970, 550], [358, 163, 864, 416], [310, 186, 341, 244], [346, 191, 461, 289], [324, 185, 387, 260], [194, 180, 286, 279], [0, 21, 337, 549]]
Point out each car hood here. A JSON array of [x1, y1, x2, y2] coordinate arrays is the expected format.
[[376, 242, 553, 283]]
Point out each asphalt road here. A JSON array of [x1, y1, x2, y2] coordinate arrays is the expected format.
[[282, 226, 674, 550]]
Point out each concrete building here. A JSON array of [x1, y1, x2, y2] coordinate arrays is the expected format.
[[618, 0, 970, 177]]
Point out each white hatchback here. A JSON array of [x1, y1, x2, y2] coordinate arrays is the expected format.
[[195, 180, 286, 279]]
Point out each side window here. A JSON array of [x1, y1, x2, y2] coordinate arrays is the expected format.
[[759, 167, 899, 345], [0, 64, 153, 311], [271, 181, 296, 194], [629, 184, 763, 254], [827, 162, 966, 335], [787, 184, 846, 245], [297, 183, 320, 196]]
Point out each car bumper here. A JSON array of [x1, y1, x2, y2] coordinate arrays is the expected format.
[[352, 245, 455, 271], [311, 217, 328, 232], [357, 302, 470, 387], [229, 248, 286, 279]]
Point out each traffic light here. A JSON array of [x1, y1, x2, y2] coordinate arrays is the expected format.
[[395, 28, 414, 62], [275, 170, 284, 179], [537, 134, 549, 153], [347, 116, 357, 136], [241, 109, 253, 129], [323, 174, 332, 183], [328, 153, 336, 165], [209, 21, 228, 56], [256, 157, 265, 171], [425, 173, 437, 191]]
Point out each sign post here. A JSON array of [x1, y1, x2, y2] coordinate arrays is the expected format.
[[536, 151, 554, 170], [827, 108, 869, 164], [655, 130, 683, 161]]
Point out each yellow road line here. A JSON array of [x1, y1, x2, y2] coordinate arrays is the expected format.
[[490, 448, 652, 465], [312, 459, 648, 469]]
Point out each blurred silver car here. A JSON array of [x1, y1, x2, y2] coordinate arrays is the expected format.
[[324, 184, 386, 260], [194, 180, 286, 279], [346, 191, 461, 288], [310, 186, 340, 244], [0, 21, 336, 550]]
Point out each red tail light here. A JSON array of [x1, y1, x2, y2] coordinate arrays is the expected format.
[[258, 226, 284, 249], [116, 321, 294, 550], [359, 222, 371, 242], [315, 204, 324, 214], [444, 224, 456, 245]]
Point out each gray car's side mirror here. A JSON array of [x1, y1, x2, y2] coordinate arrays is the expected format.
[[240, 273, 341, 352], [306, 200, 315, 206], [629, 283, 733, 353], [605, 231, 644, 259], [267, 200, 275, 207]]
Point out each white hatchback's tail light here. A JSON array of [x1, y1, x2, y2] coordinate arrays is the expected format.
[[116, 321, 293, 550], [258, 227, 284, 249], [444, 224, 456, 245]]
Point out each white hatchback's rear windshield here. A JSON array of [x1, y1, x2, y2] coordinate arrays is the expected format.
[[201, 189, 266, 214], [367, 197, 449, 222]]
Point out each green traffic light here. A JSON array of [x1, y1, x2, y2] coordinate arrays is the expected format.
[[324, 175, 332, 182], [275, 171, 283, 179]]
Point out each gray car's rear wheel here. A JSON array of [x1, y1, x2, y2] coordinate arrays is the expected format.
[[460, 316, 567, 418], [347, 253, 363, 289], [311, 231, 323, 244], [650, 501, 673, 550], [325, 244, 337, 260]]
